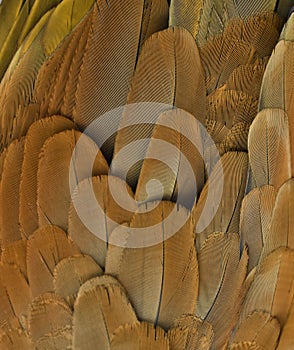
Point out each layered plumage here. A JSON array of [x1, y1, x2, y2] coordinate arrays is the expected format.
[[0, 1, 294, 349]]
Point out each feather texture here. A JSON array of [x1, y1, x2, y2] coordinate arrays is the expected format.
[[106, 201, 198, 330]]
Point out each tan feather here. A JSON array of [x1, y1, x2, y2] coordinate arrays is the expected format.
[[280, 13, 294, 41], [0, 148, 7, 181], [135, 109, 205, 208], [28, 293, 72, 349], [200, 35, 256, 94], [113, 26, 206, 188], [1, 239, 27, 278], [240, 186, 277, 270], [196, 232, 249, 349], [168, 315, 214, 350], [239, 247, 294, 327], [0, 329, 32, 350], [259, 40, 294, 117], [230, 311, 280, 350], [207, 90, 258, 129], [224, 59, 268, 98], [0, 263, 31, 329], [248, 108, 291, 189], [277, 299, 294, 349], [37, 129, 108, 231], [68, 175, 137, 268], [0, 138, 24, 245], [110, 322, 169, 350], [261, 179, 294, 259], [220, 122, 250, 154], [194, 152, 248, 249], [20, 115, 74, 238], [105, 201, 198, 330], [228, 341, 263, 350], [71, 0, 168, 159], [73, 278, 137, 350], [53, 254, 103, 307], [27, 225, 80, 298]]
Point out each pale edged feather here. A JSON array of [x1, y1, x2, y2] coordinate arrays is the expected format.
[[280, 13, 294, 41], [206, 90, 258, 129], [135, 109, 205, 208], [168, 314, 214, 350], [230, 311, 280, 350], [261, 179, 294, 259], [72, 0, 168, 160], [0, 137, 24, 245], [73, 277, 138, 350], [37, 129, 108, 231], [259, 39, 294, 116], [194, 152, 249, 249], [240, 186, 277, 270], [0, 329, 32, 350], [195, 232, 240, 318], [110, 322, 169, 350], [105, 201, 198, 330], [239, 247, 294, 327], [68, 175, 137, 268], [20, 115, 74, 238], [28, 292, 72, 348], [113, 26, 206, 188], [53, 254, 103, 307], [248, 108, 291, 188], [0, 262, 31, 329], [1, 239, 27, 278], [27, 225, 80, 298]]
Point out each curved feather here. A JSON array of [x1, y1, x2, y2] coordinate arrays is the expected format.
[[105, 201, 198, 330], [20, 116, 74, 238], [248, 108, 291, 189], [277, 300, 294, 349], [73, 278, 138, 350], [68, 175, 137, 268]]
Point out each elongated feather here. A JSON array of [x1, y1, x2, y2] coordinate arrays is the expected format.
[[68, 175, 137, 268], [72, 0, 168, 159], [259, 40, 294, 116], [207, 90, 258, 129], [28, 293, 72, 348], [196, 232, 249, 349], [110, 322, 169, 350], [73, 279, 138, 350], [27, 225, 80, 298], [1, 240, 27, 278], [20, 116, 74, 237], [240, 186, 277, 270], [113, 26, 206, 188], [230, 311, 280, 350], [0, 138, 24, 245], [280, 13, 294, 41], [248, 108, 291, 189], [0, 263, 31, 329], [239, 247, 294, 327], [53, 254, 103, 307], [261, 179, 294, 259], [135, 109, 205, 208], [106, 201, 198, 330], [277, 300, 294, 349], [194, 152, 248, 249], [168, 315, 214, 350], [37, 129, 108, 231]]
